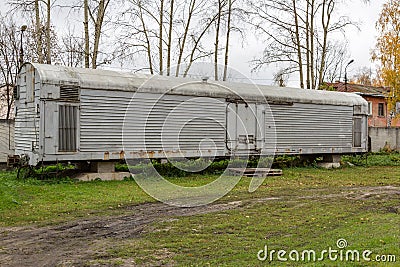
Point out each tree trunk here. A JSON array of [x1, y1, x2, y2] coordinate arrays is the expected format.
[[292, 0, 304, 88], [46, 0, 51, 64], [305, 0, 310, 89], [175, 0, 196, 77], [310, 0, 315, 89], [159, 0, 164, 75], [138, 0, 153, 74], [318, 0, 332, 89], [214, 0, 223, 81], [223, 0, 232, 81], [35, 0, 43, 63], [84, 0, 90, 68], [166, 0, 174, 76], [184, 13, 218, 77], [92, 0, 109, 69]]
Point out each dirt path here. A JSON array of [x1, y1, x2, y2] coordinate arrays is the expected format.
[[0, 186, 399, 267]]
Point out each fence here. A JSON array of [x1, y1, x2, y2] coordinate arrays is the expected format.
[[369, 127, 400, 152], [0, 120, 14, 163]]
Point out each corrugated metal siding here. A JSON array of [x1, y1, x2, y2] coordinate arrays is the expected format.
[[14, 65, 40, 154], [80, 89, 226, 154], [14, 106, 39, 152], [271, 103, 353, 150]]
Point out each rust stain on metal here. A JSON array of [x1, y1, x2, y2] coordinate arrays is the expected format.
[[104, 152, 110, 160]]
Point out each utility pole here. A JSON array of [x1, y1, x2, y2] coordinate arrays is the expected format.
[[19, 25, 27, 68]]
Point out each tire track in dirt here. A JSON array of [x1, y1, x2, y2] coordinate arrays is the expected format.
[[0, 186, 399, 267]]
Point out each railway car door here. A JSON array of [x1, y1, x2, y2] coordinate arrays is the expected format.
[[42, 101, 58, 155], [226, 102, 264, 154]]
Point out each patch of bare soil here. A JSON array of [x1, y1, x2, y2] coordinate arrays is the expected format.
[[0, 201, 242, 267], [0, 186, 399, 267]]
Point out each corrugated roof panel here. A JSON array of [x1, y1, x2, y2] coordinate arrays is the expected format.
[[26, 63, 367, 107]]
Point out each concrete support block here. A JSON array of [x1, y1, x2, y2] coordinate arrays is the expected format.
[[322, 154, 341, 163], [90, 161, 116, 173], [317, 162, 341, 169], [318, 154, 341, 169], [75, 172, 132, 181]]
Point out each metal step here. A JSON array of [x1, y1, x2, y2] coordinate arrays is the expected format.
[[228, 168, 283, 177]]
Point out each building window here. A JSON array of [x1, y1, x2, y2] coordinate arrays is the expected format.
[[59, 105, 78, 152], [367, 102, 372, 116], [396, 102, 400, 114], [353, 118, 362, 148], [378, 103, 385, 117]]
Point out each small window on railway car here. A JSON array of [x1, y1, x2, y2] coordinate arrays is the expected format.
[[353, 105, 362, 114], [353, 118, 362, 148], [59, 105, 78, 152]]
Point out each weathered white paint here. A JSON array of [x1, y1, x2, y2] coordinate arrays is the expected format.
[[14, 63, 369, 166]]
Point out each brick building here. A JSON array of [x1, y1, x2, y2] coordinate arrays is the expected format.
[[327, 82, 400, 127]]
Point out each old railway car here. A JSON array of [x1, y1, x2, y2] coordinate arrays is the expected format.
[[14, 63, 368, 166]]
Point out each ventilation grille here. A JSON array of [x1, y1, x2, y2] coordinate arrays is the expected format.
[[59, 105, 78, 152], [60, 86, 80, 101]]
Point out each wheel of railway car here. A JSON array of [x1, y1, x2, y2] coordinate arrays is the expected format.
[[17, 166, 33, 180]]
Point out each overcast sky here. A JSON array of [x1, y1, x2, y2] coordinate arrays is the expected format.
[[229, 0, 386, 86], [0, 0, 386, 87]]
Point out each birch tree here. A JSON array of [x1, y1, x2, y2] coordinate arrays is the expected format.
[[214, 0, 224, 80], [115, 0, 218, 77], [84, 0, 90, 67], [88, 0, 110, 69], [222, 0, 232, 81], [248, 0, 355, 89]]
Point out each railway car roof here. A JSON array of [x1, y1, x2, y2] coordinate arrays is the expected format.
[[23, 63, 366, 107]]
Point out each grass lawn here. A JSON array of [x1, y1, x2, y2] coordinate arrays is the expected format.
[[0, 164, 399, 266]]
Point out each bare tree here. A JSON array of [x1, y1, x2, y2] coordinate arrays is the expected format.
[[318, 40, 349, 83], [350, 66, 379, 86], [58, 28, 85, 67], [183, 10, 220, 77], [273, 69, 289, 87], [115, 0, 219, 77], [8, 0, 59, 64], [175, 0, 197, 77], [0, 16, 21, 120], [248, 0, 357, 89]]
